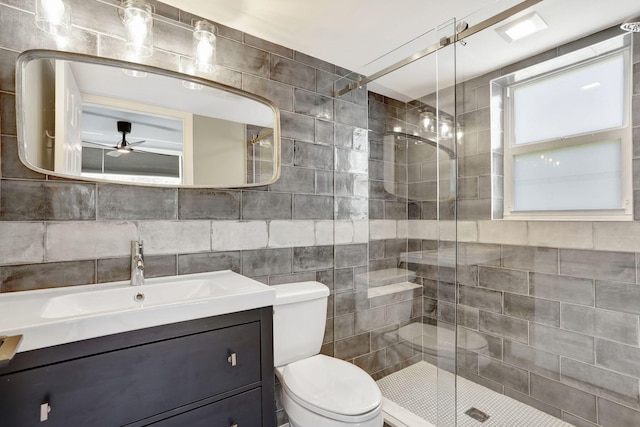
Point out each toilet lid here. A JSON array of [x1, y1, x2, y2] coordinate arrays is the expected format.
[[279, 354, 382, 416]]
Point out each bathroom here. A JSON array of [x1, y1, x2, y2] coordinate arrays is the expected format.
[[1, 0, 640, 426]]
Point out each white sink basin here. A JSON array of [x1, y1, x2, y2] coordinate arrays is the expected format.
[[0, 270, 275, 353], [41, 278, 227, 318]]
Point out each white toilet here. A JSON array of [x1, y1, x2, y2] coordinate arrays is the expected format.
[[272, 281, 384, 427]]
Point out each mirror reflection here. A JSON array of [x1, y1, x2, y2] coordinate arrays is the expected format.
[[17, 51, 280, 187]]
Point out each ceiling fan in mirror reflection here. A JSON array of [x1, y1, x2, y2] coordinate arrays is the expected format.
[[82, 121, 155, 158]]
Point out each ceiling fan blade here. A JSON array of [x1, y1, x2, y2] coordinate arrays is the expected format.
[[127, 139, 147, 147], [127, 147, 177, 157], [82, 140, 116, 149]]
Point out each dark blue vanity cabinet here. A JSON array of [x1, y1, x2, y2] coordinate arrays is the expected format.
[[0, 308, 275, 427]]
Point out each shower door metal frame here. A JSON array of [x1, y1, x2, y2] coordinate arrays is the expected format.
[[334, 0, 543, 97]]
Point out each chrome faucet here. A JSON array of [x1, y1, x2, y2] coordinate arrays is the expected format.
[[131, 240, 144, 286]]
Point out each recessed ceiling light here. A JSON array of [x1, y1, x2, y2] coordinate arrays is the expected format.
[[496, 12, 548, 43]]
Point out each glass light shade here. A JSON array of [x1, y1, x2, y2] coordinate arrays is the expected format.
[[193, 20, 217, 74], [439, 118, 453, 139], [35, 0, 71, 35], [122, 0, 153, 58], [420, 111, 435, 132]]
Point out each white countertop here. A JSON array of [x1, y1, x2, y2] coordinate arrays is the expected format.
[[0, 270, 275, 353]]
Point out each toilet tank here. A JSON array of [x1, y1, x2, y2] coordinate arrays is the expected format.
[[272, 281, 330, 367]]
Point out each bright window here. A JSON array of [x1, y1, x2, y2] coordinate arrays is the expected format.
[[495, 34, 633, 220]]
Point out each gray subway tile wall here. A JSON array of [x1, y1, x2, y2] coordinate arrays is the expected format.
[[530, 373, 598, 423], [177, 189, 241, 220], [1, 180, 97, 221], [97, 185, 178, 220]]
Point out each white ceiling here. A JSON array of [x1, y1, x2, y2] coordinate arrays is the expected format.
[[161, 0, 640, 101]]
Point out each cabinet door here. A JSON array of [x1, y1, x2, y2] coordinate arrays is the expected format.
[[0, 322, 261, 426], [150, 388, 263, 427]]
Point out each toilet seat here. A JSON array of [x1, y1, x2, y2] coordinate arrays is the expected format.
[[277, 354, 382, 423]]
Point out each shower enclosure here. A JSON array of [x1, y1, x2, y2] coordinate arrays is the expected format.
[[330, 0, 640, 426]]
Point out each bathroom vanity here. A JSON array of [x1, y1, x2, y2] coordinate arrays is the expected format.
[[0, 271, 276, 426]]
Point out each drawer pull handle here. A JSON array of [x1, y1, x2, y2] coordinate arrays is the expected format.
[[40, 403, 51, 422], [227, 352, 237, 367]]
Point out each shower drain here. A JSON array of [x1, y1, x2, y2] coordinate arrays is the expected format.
[[465, 407, 490, 422]]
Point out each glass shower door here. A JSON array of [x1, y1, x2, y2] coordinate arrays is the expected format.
[[331, 15, 461, 427]]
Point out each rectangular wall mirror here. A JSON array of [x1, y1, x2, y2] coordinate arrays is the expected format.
[[16, 50, 281, 188]]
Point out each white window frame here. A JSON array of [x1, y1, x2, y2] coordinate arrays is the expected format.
[[498, 35, 633, 221]]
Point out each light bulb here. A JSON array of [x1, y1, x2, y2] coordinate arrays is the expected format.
[[123, 0, 153, 58], [196, 38, 214, 73], [192, 21, 216, 75], [45, 0, 65, 23], [127, 16, 147, 45], [35, 0, 71, 35], [420, 111, 434, 132]]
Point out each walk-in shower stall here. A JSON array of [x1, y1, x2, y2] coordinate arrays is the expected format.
[[330, 0, 640, 425]]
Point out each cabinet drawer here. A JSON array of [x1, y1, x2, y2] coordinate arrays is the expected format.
[[0, 321, 261, 426], [150, 388, 263, 427]]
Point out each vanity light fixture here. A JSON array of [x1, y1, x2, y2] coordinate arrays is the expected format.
[[35, 0, 71, 35], [121, 0, 154, 58], [495, 11, 547, 43], [192, 20, 217, 74]]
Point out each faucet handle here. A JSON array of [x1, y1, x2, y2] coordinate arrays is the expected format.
[[131, 239, 144, 255]]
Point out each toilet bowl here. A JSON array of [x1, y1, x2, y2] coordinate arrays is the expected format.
[[273, 282, 383, 427]]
